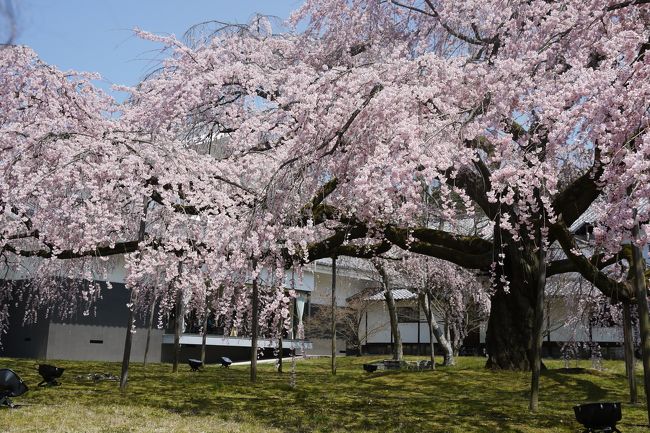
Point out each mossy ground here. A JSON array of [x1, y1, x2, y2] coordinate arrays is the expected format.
[[0, 356, 648, 432]]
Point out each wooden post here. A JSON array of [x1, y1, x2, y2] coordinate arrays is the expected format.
[[331, 257, 337, 375], [622, 300, 638, 404], [631, 219, 650, 423]]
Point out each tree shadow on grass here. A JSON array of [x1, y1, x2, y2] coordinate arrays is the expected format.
[[543, 369, 609, 402]]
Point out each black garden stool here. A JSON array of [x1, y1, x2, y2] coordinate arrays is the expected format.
[[573, 402, 622, 433], [219, 357, 232, 368], [188, 359, 203, 371], [0, 369, 28, 408], [37, 364, 64, 386]]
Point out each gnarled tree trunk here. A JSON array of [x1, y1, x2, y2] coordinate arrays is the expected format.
[[486, 238, 542, 371]]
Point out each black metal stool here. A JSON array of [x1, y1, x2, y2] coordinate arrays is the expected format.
[[37, 364, 64, 386], [0, 369, 28, 408], [188, 359, 203, 371], [573, 402, 622, 433]]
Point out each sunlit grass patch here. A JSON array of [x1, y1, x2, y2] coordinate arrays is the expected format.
[[0, 356, 647, 432]]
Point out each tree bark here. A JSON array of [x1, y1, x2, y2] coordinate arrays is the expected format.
[[485, 235, 542, 370], [419, 293, 436, 369], [622, 300, 638, 404], [631, 220, 650, 423], [331, 257, 337, 375], [372, 260, 402, 360], [529, 244, 546, 412], [201, 311, 209, 365], [486, 283, 535, 369], [119, 292, 136, 392], [172, 290, 184, 373], [120, 197, 148, 390], [143, 297, 156, 368], [250, 270, 259, 382], [200, 303, 209, 365], [421, 292, 454, 366], [384, 287, 403, 361], [278, 332, 283, 373]]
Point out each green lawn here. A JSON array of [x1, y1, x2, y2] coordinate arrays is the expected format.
[[0, 356, 648, 432]]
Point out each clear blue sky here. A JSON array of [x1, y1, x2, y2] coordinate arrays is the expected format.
[[14, 0, 303, 95]]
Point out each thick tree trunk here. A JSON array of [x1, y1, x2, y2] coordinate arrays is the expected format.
[[631, 221, 650, 424], [250, 273, 259, 382], [529, 244, 546, 412], [485, 288, 534, 369], [331, 257, 337, 375], [622, 300, 638, 404], [486, 238, 541, 371]]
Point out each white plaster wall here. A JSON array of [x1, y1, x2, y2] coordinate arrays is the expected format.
[[545, 296, 624, 344], [307, 338, 347, 356], [46, 323, 163, 362], [361, 300, 444, 344], [311, 272, 375, 307]]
